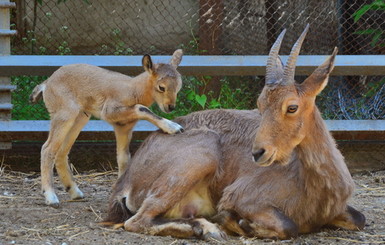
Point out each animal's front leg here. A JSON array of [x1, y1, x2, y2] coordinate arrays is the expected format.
[[232, 207, 298, 239], [325, 205, 366, 231], [213, 210, 250, 237], [101, 102, 183, 134], [133, 104, 184, 134]]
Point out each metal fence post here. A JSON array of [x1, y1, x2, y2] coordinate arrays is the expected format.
[[0, 0, 16, 149]]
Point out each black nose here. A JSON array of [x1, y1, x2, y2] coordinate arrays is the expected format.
[[252, 148, 265, 162], [168, 105, 175, 112]]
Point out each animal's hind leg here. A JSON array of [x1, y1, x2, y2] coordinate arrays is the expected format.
[[41, 113, 78, 206], [326, 205, 366, 230], [123, 159, 219, 238], [113, 122, 135, 177], [55, 112, 90, 200]]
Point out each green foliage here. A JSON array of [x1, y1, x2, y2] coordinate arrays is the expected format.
[[11, 76, 49, 120], [57, 41, 71, 55], [110, 28, 134, 55], [353, 0, 385, 47], [152, 76, 258, 120], [177, 20, 207, 55], [352, 0, 385, 22]]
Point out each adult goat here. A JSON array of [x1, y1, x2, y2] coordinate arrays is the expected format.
[[103, 26, 365, 240]]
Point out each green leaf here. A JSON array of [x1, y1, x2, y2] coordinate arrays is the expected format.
[[209, 99, 221, 109], [371, 31, 383, 47], [353, 4, 372, 22], [354, 29, 377, 35], [186, 90, 195, 101], [37, 0, 43, 5], [195, 94, 207, 108]]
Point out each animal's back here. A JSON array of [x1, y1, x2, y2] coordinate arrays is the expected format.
[[41, 64, 134, 115], [45, 64, 132, 92]]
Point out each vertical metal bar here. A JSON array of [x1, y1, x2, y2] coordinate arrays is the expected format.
[[0, 0, 16, 149]]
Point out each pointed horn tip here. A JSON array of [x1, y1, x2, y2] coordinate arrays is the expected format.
[[332, 47, 338, 55], [279, 28, 287, 36], [302, 24, 310, 36]]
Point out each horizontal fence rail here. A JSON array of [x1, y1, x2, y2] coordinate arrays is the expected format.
[[1, 55, 385, 76], [1, 54, 384, 145], [1, 120, 384, 141]]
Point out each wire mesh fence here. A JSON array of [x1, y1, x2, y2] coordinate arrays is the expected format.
[[9, 0, 385, 121], [11, 0, 385, 56], [4, 0, 384, 172]]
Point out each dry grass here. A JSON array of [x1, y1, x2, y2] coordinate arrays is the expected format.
[[0, 169, 384, 244]]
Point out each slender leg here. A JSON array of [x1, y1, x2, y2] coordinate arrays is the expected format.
[[325, 205, 366, 230], [41, 114, 77, 207], [101, 102, 183, 134], [55, 112, 90, 200], [113, 122, 136, 177], [132, 105, 183, 134]]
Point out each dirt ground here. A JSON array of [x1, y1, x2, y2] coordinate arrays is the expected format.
[[0, 167, 384, 245]]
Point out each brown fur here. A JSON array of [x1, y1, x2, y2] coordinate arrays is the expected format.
[[31, 50, 184, 207], [104, 28, 365, 240]]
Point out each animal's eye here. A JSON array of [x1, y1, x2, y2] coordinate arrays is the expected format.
[[287, 105, 298, 113], [158, 86, 165, 92]]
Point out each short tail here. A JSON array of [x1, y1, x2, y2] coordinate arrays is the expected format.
[[29, 84, 45, 104]]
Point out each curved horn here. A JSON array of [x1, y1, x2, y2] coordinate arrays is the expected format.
[[283, 24, 310, 84], [265, 29, 286, 85]]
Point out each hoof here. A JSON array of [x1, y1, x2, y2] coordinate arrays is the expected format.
[[48, 202, 60, 209], [69, 186, 84, 200], [203, 231, 228, 241], [44, 191, 60, 208], [162, 120, 184, 134]]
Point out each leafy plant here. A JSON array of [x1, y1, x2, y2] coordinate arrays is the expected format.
[[152, 76, 258, 120], [177, 20, 207, 55], [352, 0, 385, 47], [57, 41, 71, 55], [352, 0, 385, 22], [11, 76, 49, 120], [110, 28, 134, 55]]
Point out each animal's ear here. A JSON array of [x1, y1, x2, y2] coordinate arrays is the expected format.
[[142, 54, 154, 74], [170, 49, 183, 68], [301, 47, 338, 96]]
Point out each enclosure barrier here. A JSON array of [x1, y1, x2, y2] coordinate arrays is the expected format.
[[0, 0, 16, 149], [0, 54, 384, 150]]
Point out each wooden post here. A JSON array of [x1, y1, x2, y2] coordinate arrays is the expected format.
[[0, 0, 17, 149], [198, 0, 224, 97]]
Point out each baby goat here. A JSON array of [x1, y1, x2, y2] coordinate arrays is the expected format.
[[30, 50, 184, 207]]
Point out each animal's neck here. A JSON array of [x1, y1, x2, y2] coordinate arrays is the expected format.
[[296, 108, 353, 190], [297, 109, 338, 167], [130, 72, 154, 106], [295, 108, 354, 222]]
